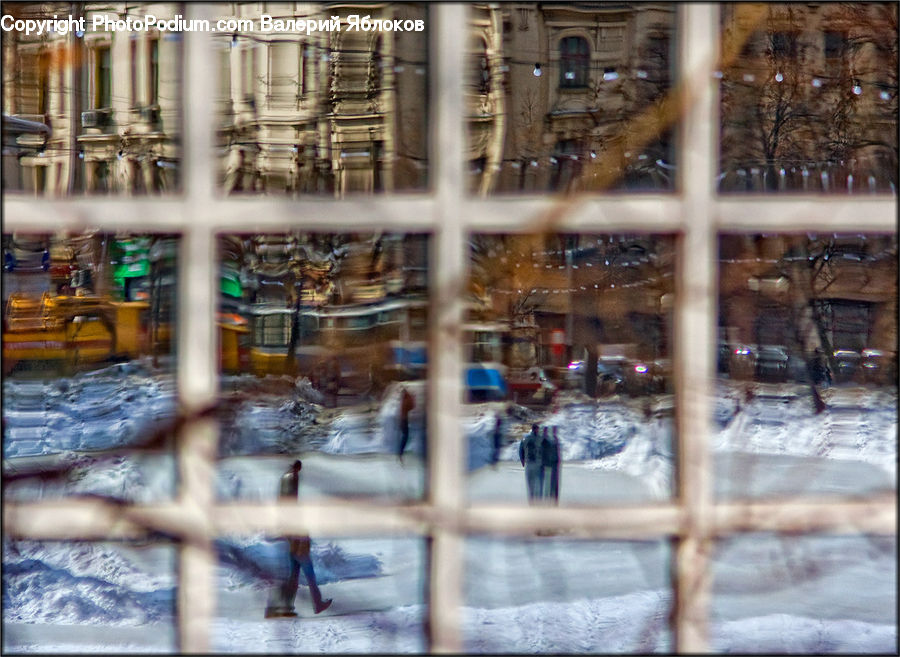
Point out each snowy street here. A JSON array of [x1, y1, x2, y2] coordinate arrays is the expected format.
[[3, 369, 896, 652]]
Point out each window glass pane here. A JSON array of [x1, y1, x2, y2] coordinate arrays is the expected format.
[[466, 233, 676, 505], [3, 538, 177, 652], [216, 232, 429, 501], [711, 533, 897, 653], [719, 3, 898, 194], [3, 231, 179, 502], [212, 535, 426, 652], [716, 234, 897, 499], [466, 3, 677, 195], [463, 536, 673, 653], [1, 3, 184, 196], [213, 4, 429, 196]]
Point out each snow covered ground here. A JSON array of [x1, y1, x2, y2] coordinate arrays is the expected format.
[[3, 366, 896, 652]]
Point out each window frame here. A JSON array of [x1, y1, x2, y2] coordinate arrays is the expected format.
[[2, 5, 896, 654], [558, 34, 591, 88], [93, 42, 112, 110]]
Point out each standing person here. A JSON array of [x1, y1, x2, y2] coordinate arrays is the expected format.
[[265, 460, 332, 618], [518, 424, 543, 503], [539, 426, 560, 502], [491, 412, 504, 468], [397, 385, 415, 463], [545, 426, 561, 503]]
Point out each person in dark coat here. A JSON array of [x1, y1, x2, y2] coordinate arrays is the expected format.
[[398, 386, 415, 462], [265, 460, 332, 618], [541, 426, 561, 504], [518, 424, 543, 503], [491, 413, 504, 467]]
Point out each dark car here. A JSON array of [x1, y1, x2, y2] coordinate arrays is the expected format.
[[832, 350, 861, 384], [729, 344, 756, 381], [755, 345, 789, 383], [859, 349, 896, 386]]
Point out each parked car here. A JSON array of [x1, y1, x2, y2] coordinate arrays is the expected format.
[[717, 341, 732, 374], [859, 348, 895, 386], [508, 366, 556, 405], [786, 352, 810, 383], [832, 349, 861, 384], [565, 357, 625, 395], [729, 344, 756, 380], [755, 345, 789, 383], [624, 360, 656, 396]]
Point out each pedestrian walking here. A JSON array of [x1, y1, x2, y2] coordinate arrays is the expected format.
[[518, 423, 543, 503], [265, 460, 332, 618], [397, 386, 415, 463]]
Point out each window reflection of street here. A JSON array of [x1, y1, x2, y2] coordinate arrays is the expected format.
[[214, 4, 429, 196], [466, 4, 676, 194], [2, 231, 179, 503], [215, 233, 429, 502], [716, 234, 897, 500], [720, 3, 898, 193], [465, 233, 677, 505]]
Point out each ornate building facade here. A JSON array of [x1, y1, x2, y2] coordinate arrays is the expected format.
[[213, 2, 429, 196], [2, 2, 182, 195], [466, 2, 676, 194]]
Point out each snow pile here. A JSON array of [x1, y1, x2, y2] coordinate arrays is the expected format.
[[713, 383, 897, 477], [711, 615, 896, 653], [209, 604, 427, 653], [2, 540, 175, 627], [462, 397, 674, 495], [463, 589, 672, 653], [3, 363, 177, 457]]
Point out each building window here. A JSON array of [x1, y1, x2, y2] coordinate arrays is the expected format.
[[299, 42, 309, 96], [241, 43, 256, 105], [771, 31, 797, 59], [93, 45, 112, 109], [149, 38, 160, 105], [370, 37, 383, 96], [559, 35, 590, 88], [469, 38, 490, 93], [130, 38, 139, 107], [267, 40, 296, 107], [824, 30, 848, 60]]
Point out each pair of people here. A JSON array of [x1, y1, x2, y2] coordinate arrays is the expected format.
[[264, 460, 333, 618], [519, 424, 561, 504]]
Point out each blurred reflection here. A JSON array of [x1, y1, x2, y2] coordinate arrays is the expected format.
[[216, 233, 429, 501], [2, 231, 179, 502], [2, 538, 177, 652], [213, 535, 426, 652], [711, 533, 897, 653], [463, 536, 672, 653], [465, 234, 676, 504], [719, 3, 898, 193], [1, 3, 183, 195], [465, 3, 677, 195], [715, 234, 897, 499], [213, 3, 429, 196]]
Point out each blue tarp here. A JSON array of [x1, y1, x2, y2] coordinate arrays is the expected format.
[[392, 345, 427, 368], [465, 366, 507, 395]]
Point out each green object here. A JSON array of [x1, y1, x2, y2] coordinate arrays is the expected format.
[[220, 272, 242, 298]]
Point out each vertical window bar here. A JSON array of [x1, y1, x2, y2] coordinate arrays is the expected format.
[[674, 3, 719, 653], [428, 4, 467, 653], [176, 5, 217, 652]]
